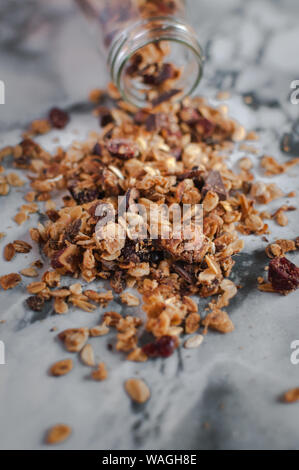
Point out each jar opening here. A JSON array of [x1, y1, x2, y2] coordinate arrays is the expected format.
[[109, 17, 204, 107]]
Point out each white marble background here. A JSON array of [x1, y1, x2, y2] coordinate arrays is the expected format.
[[0, 0, 299, 450]]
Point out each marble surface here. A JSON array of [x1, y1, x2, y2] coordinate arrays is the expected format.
[[0, 0, 299, 450]]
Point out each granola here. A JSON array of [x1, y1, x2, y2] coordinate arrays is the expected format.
[[0, 77, 298, 439]]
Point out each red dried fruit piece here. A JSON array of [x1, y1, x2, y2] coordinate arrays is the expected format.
[[268, 257, 299, 293], [195, 117, 215, 137], [49, 108, 69, 129], [142, 335, 177, 358], [106, 139, 139, 160]]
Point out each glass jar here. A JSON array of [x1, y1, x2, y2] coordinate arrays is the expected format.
[[75, 0, 204, 107]]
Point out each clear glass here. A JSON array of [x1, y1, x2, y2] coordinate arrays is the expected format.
[[75, 0, 204, 107]]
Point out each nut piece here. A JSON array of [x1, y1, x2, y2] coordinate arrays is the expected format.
[[184, 334, 204, 349], [50, 359, 73, 376], [80, 344, 95, 366], [91, 362, 107, 381], [45, 424, 72, 445], [58, 327, 89, 352], [125, 378, 150, 404], [283, 388, 299, 403], [0, 273, 21, 290]]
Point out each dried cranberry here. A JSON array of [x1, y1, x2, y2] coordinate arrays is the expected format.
[[49, 107, 69, 129], [268, 257, 299, 293], [142, 335, 176, 358], [26, 295, 44, 312]]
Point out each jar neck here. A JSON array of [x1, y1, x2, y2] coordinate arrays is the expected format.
[[108, 16, 204, 107]]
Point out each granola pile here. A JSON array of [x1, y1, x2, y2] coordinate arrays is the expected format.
[[1, 79, 299, 446], [1, 83, 299, 363]]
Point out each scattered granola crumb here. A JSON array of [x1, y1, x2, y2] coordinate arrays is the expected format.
[[202, 308, 234, 334], [216, 91, 230, 101], [80, 344, 95, 367], [45, 424, 72, 444], [0, 273, 21, 290], [283, 388, 299, 403], [14, 211, 27, 225], [91, 362, 107, 381], [50, 359, 73, 377], [125, 378, 150, 404], [184, 334, 204, 349], [58, 328, 89, 352], [3, 243, 15, 261]]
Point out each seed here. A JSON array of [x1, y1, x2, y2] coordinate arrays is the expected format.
[[125, 378, 150, 404], [184, 334, 204, 349]]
